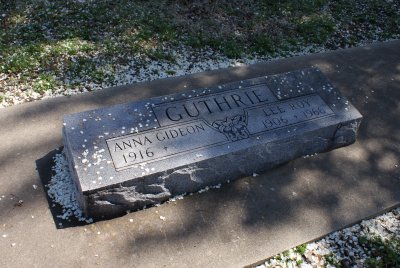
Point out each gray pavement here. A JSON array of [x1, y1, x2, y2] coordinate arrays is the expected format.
[[0, 40, 399, 268]]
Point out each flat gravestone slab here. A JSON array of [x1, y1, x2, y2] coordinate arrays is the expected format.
[[63, 67, 362, 218]]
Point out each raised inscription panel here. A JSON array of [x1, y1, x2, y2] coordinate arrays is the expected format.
[[106, 120, 227, 170], [106, 93, 334, 171], [63, 67, 362, 218]]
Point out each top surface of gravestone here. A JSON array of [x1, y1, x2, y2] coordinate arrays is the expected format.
[[63, 67, 362, 193]]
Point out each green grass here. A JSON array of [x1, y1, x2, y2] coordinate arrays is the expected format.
[[32, 73, 58, 94], [296, 14, 336, 44], [324, 253, 341, 267], [294, 243, 307, 255], [264, 233, 400, 267], [252, 35, 275, 54], [0, 0, 399, 100], [320, 235, 400, 268], [0, 0, 179, 86], [147, 49, 176, 63], [363, 236, 400, 268], [165, 70, 176, 76]]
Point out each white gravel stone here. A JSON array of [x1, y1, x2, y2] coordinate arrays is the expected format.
[[47, 150, 93, 223], [256, 207, 400, 267]]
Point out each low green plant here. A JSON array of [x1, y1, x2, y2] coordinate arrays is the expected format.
[[324, 253, 341, 268], [294, 243, 307, 255], [359, 235, 368, 245], [147, 49, 175, 63], [185, 35, 205, 49], [252, 35, 275, 54], [364, 236, 400, 268], [165, 70, 176, 75], [218, 39, 244, 59], [296, 14, 336, 44], [32, 73, 58, 94], [282, 250, 290, 257]]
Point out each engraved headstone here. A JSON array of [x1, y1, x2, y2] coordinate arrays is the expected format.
[[63, 67, 362, 218]]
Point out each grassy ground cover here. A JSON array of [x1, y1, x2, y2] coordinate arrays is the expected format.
[[0, 0, 399, 106]]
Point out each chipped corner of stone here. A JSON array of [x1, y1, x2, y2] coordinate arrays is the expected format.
[[331, 118, 363, 149]]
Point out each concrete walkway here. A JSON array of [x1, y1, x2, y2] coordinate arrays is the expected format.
[[1, 40, 399, 268]]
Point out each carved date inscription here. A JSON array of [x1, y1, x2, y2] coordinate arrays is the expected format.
[[246, 94, 334, 134], [106, 120, 227, 170]]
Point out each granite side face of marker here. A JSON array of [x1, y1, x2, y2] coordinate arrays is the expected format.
[[63, 67, 362, 218]]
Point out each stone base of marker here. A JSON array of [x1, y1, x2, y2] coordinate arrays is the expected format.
[[63, 67, 362, 218]]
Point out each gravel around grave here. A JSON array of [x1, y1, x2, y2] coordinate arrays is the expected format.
[[256, 207, 400, 268], [47, 151, 93, 224]]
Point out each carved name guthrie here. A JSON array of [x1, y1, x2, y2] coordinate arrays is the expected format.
[[163, 88, 270, 122]]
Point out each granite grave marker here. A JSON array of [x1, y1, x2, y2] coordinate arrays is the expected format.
[[63, 67, 362, 218]]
